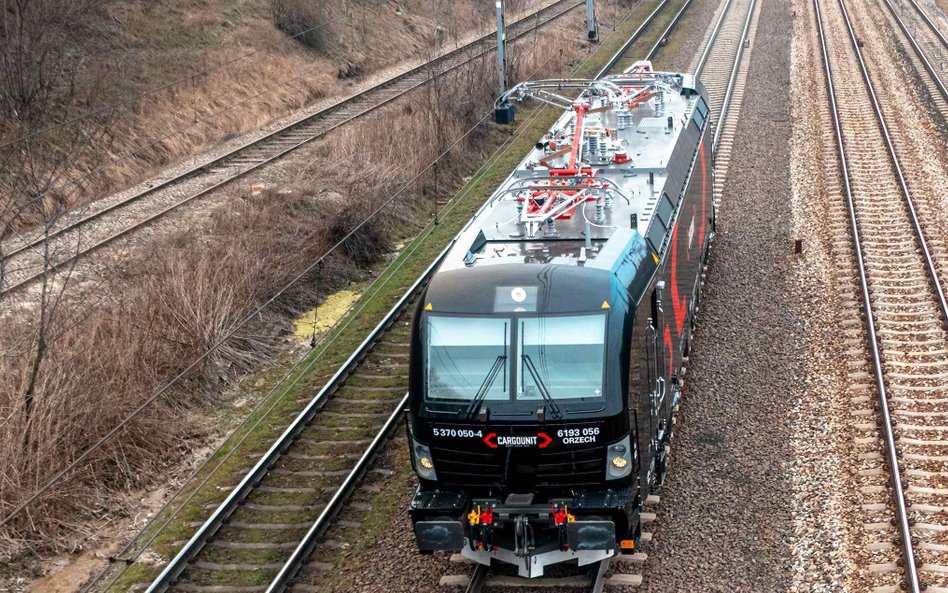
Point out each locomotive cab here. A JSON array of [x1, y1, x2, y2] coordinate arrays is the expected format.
[[404, 66, 712, 578], [407, 259, 659, 576]]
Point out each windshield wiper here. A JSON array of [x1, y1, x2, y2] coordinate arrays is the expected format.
[[521, 354, 562, 420], [465, 355, 507, 419]]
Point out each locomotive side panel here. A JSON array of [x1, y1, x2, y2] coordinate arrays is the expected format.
[[633, 104, 712, 489], [660, 135, 712, 385], [658, 100, 714, 388], [628, 289, 657, 499]]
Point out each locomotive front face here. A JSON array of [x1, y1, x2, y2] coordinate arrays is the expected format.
[[408, 265, 634, 489], [406, 264, 642, 576]]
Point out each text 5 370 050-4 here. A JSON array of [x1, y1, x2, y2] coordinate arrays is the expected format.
[[432, 428, 483, 438]]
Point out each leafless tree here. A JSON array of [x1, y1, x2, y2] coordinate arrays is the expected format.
[[0, 0, 105, 448], [0, 0, 100, 121], [422, 29, 449, 220]]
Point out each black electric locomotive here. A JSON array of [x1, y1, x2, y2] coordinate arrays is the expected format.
[[405, 62, 714, 577]]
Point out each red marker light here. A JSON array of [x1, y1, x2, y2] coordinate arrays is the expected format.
[[483, 433, 498, 448], [537, 432, 552, 448]]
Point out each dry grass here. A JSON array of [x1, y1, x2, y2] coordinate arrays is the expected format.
[[0, 187, 348, 556], [0, 0, 547, 231], [0, 0, 621, 562]]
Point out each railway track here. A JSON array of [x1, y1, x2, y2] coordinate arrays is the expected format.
[[599, 0, 694, 76], [688, 0, 758, 205], [140, 249, 442, 593], [128, 1, 764, 591], [0, 0, 586, 299], [458, 556, 613, 593], [813, 0, 948, 590], [877, 0, 948, 119]]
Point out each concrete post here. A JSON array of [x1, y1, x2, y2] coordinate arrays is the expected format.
[[494, 0, 515, 124], [496, 0, 507, 97], [586, 0, 599, 42]]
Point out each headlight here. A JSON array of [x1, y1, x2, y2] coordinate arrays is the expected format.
[[411, 437, 437, 480], [605, 434, 633, 480]]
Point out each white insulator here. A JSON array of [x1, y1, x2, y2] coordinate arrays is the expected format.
[[586, 135, 599, 162], [604, 191, 614, 210], [596, 198, 605, 224], [545, 218, 558, 237]]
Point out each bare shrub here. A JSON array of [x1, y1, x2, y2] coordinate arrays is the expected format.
[[0, 188, 344, 553], [0, 0, 102, 121], [329, 202, 394, 268], [270, 0, 332, 51]]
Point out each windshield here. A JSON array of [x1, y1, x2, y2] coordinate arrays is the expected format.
[[518, 315, 606, 400], [425, 316, 509, 400]]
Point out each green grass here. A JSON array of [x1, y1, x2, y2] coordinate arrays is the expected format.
[[101, 2, 675, 590], [650, 0, 700, 70], [197, 544, 289, 566], [342, 374, 407, 388]]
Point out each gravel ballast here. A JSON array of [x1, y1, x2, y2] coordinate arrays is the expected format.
[[635, 0, 797, 591]]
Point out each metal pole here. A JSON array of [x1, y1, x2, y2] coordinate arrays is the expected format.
[[496, 0, 507, 97], [586, 0, 599, 41], [494, 0, 515, 123]]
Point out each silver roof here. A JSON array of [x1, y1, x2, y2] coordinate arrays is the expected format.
[[443, 67, 705, 272]]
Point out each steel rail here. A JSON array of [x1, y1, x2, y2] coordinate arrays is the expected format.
[[0, 0, 585, 298], [265, 393, 409, 593], [906, 0, 948, 50], [595, 0, 671, 78], [464, 564, 491, 593], [589, 558, 611, 593], [711, 0, 756, 153], [693, 0, 734, 76], [813, 0, 920, 593], [645, 0, 697, 62], [595, 0, 697, 79], [460, 559, 608, 593], [835, 0, 948, 328], [144, 245, 451, 593], [881, 0, 948, 101]]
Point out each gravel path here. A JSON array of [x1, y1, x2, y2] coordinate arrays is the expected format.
[[637, 0, 797, 591], [654, 0, 725, 72], [784, 0, 861, 590]]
